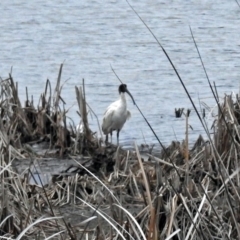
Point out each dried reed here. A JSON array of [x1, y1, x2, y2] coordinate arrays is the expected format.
[[1, 62, 240, 239]]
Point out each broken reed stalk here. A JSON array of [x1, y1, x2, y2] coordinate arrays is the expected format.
[[184, 109, 192, 188], [75, 79, 91, 140], [166, 194, 178, 238], [53, 63, 63, 111], [185, 111, 189, 162], [135, 142, 157, 240], [85, 102, 104, 140]]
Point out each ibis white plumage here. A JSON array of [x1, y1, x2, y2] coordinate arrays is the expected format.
[[102, 84, 135, 144]]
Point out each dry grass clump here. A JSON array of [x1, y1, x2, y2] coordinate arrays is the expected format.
[[0, 66, 97, 239], [1, 66, 240, 239]]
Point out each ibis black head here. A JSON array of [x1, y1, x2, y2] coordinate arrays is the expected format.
[[118, 84, 136, 105], [118, 84, 127, 94]]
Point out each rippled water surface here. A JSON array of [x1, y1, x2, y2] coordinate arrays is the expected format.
[[1, 1, 240, 148]]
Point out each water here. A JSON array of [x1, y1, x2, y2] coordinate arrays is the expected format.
[[1, 1, 240, 148]]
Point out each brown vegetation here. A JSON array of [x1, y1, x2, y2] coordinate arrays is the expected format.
[[1, 66, 240, 239]]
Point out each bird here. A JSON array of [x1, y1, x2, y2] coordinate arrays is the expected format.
[[102, 84, 135, 145]]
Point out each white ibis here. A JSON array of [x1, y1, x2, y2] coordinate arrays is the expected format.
[[102, 84, 135, 144]]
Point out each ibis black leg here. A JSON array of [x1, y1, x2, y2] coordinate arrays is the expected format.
[[105, 134, 108, 143], [110, 131, 113, 143], [117, 129, 120, 145]]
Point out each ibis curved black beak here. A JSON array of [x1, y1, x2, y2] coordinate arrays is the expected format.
[[125, 88, 136, 105]]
